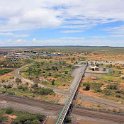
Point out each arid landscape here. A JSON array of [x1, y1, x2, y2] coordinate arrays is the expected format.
[[1, 0, 124, 123], [0, 47, 124, 124]]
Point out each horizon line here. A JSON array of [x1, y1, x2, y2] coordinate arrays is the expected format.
[[0, 45, 124, 48]]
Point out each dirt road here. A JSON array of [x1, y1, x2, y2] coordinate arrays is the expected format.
[[0, 94, 124, 123]]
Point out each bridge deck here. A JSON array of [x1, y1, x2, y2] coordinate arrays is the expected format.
[[56, 64, 87, 124]]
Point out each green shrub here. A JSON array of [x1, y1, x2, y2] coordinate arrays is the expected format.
[[7, 91, 15, 95], [6, 108, 13, 114], [31, 83, 38, 89], [18, 85, 28, 91], [102, 89, 112, 96], [0, 69, 12, 75], [12, 115, 35, 124], [34, 88, 55, 95], [36, 88, 54, 95], [90, 83, 102, 92], [12, 114, 44, 124], [24, 120, 31, 124], [83, 82, 102, 92], [64, 71, 68, 74], [15, 78, 22, 84], [0, 116, 8, 123], [64, 116, 71, 123], [115, 94, 121, 98], [36, 114, 45, 122], [107, 83, 118, 90], [116, 90, 124, 95], [51, 80, 55, 85], [83, 83, 90, 91], [31, 120, 40, 124]]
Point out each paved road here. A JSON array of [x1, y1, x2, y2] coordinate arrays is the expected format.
[[56, 64, 88, 124], [0, 94, 124, 123]]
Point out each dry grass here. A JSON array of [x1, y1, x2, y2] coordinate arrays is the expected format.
[[0, 73, 14, 81]]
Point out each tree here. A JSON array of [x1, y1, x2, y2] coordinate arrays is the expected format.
[[65, 71, 68, 74], [64, 116, 71, 123], [51, 79, 55, 85], [83, 83, 90, 91], [3, 85, 8, 92]]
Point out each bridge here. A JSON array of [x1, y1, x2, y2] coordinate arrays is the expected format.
[[56, 63, 88, 124]]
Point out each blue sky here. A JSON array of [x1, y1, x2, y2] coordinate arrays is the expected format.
[[0, 0, 124, 46]]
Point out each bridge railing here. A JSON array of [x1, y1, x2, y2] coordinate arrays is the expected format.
[[56, 63, 88, 124]]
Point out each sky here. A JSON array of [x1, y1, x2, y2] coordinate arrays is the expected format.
[[0, 0, 124, 47]]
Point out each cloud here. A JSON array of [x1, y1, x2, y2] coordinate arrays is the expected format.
[[61, 30, 84, 33], [1, 36, 123, 47], [0, 32, 29, 38], [104, 25, 124, 37], [0, 0, 124, 33], [0, 0, 62, 32], [0, 0, 124, 47]]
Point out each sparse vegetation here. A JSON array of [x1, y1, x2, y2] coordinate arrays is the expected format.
[[0, 69, 12, 75], [12, 114, 44, 124], [0, 116, 8, 123], [1, 47, 124, 112], [5, 108, 14, 114], [0, 108, 45, 124], [83, 82, 103, 92], [21, 60, 72, 87], [33, 87, 55, 95], [81, 64, 124, 102]]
